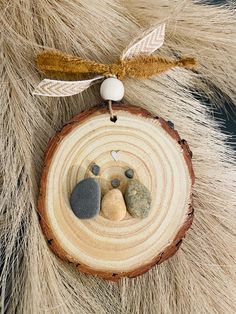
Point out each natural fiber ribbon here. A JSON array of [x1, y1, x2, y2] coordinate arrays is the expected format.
[[33, 24, 196, 97]]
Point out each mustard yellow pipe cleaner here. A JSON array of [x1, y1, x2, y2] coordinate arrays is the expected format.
[[36, 49, 196, 80]]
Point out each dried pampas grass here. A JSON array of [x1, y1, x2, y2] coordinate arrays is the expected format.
[[0, 0, 236, 313]]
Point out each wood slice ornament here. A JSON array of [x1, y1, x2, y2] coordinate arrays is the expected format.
[[34, 23, 196, 280], [38, 104, 194, 281]]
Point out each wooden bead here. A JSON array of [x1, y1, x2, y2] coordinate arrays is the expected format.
[[101, 189, 127, 221], [100, 78, 124, 101]]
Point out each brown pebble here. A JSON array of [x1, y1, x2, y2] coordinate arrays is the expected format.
[[101, 189, 127, 221]]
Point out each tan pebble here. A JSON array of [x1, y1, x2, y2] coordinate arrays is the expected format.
[[101, 189, 127, 221]]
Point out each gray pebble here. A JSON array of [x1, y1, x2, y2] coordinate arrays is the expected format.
[[125, 168, 134, 179], [91, 164, 100, 176], [167, 120, 174, 129], [124, 180, 152, 218], [70, 178, 101, 219], [111, 178, 120, 188]]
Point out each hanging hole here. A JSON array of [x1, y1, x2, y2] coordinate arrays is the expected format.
[[110, 115, 117, 123]]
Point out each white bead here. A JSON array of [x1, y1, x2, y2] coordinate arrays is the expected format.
[[100, 78, 124, 101]]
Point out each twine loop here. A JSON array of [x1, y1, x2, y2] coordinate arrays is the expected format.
[[108, 100, 117, 122]]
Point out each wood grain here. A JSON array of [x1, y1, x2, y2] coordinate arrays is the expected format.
[[38, 104, 195, 281]]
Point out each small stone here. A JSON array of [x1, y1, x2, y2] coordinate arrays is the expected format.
[[124, 180, 152, 218], [91, 164, 100, 176], [125, 168, 134, 179], [167, 120, 174, 129], [70, 178, 101, 219], [111, 178, 120, 188], [102, 189, 127, 221]]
